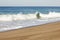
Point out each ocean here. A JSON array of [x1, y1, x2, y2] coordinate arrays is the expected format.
[[0, 6, 60, 32]]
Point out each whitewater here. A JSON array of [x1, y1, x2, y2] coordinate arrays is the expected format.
[[0, 12, 60, 21], [0, 12, 60, 32]]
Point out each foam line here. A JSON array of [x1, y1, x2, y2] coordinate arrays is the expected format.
[[0, 12, 60, 21]]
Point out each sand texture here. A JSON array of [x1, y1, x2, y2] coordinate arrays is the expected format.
[[0, 22, 60, 40]]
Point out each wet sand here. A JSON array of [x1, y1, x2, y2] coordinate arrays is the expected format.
[[0, 22, 60, 40]]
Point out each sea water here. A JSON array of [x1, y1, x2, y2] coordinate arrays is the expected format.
[[0, 7, 60, 32]]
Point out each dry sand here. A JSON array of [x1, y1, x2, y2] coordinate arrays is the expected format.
[[0, 22, 60, 40]]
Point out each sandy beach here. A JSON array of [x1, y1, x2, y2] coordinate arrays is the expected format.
[[0, 21, 60, 40]]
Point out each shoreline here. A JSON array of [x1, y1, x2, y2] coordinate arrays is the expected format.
[[0, 21, 60, 40], [0, 21, 60, 32], [0, 20, 60, 32]]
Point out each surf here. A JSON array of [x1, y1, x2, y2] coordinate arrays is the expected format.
[[0, 12, 60, 21]]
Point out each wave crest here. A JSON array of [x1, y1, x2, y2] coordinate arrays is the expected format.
[[0, 12, 60, 21]]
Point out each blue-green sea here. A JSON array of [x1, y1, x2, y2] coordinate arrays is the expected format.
[[0, 6, 60, 32]]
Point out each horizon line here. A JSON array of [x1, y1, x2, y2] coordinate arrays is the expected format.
[[0, 6, 60, 7]]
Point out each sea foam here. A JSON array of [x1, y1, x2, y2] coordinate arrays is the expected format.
[[0, 12, 60, 32], [0, 12, 60, 21]]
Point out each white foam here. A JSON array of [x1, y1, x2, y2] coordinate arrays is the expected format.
[[0, 18, 60, 32], [0, 12, 60, 21], [0, 13, 36, 21], [40, 12, 60, 19]]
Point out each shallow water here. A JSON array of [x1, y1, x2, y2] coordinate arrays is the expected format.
[[0, 18, 60, 32], [0, 7, 60, 32]]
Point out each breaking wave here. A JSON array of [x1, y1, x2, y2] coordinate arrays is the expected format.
[[0, 12, 60, 21]]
